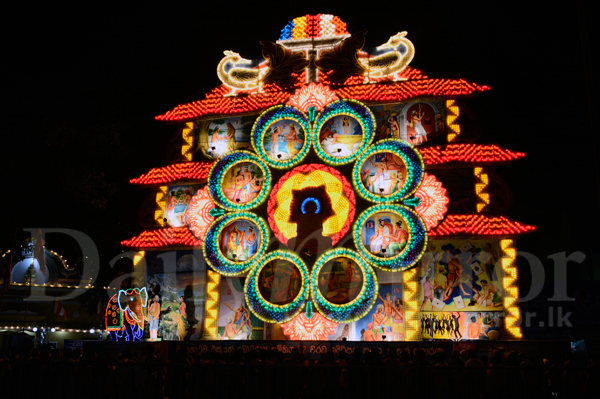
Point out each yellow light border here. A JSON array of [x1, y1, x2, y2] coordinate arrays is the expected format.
[[474, 166, 490, 212], [501, 239, 522, 339], [201, 270, 221, 339], [446, 99, 460, 142], [403, 267, 421, 341], [182, 122, 194, 161], [154, 186, 168, 227]]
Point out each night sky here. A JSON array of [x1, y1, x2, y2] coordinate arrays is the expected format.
[[2, 2, 599, 339]]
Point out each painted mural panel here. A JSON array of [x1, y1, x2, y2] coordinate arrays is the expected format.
[[318, 115, 364, 157], [145, 251, 206, 341], [263, 119, 306, 161], [221, 162, 266, 204], [219, 277, 262, 340], [197, 116, 256, 159], [418, 239, 503, 313], [361, 212, 410, 258], [163, 185, 199, 228], [420, 311, 504, 340], [370, 101, 445, 145], [355, 283, 404, 342]]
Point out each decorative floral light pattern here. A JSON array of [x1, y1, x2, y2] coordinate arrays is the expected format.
[[185, 186, 215, 243], [203, 212, 270, 276], [245, 250, 310, 323], [287, 82, 339, 112], [280, 311, 339, 340], [414, 172, 449, 231]]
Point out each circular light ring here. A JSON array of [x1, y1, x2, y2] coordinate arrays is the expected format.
[[312, 99, 376, 165], [267, 163, 356, 246], [353, 204, 428, 271], [203, 212, 270, 276], [185, 186, 215, 243], [207, 151, 272, 211], [310, 248, 379, 324], [251, 105, 312, 169], [414, 172, 449, 231], [245, 250, 310, 323], [352, 139, 425, 203], [301, 197, 321, 214]]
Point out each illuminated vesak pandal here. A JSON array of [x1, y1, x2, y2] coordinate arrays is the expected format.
[[118, 15, 535, 342]]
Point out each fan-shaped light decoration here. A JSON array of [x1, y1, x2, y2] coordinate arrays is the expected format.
[[280, 311, 338, 340], [287, 82, 339, 112], [185, 186, 215, 242], [267, 163, 356, 246], [414, 172, 449, 231]]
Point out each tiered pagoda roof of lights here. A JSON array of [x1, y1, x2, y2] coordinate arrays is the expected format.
[[121, 14, 534, 340], [124, 14, 535, 247]]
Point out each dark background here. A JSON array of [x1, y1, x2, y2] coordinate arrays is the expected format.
[[1, 2, 598, 340]]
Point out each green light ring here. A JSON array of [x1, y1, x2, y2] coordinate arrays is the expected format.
[[244, 250, 310, 323], [311, 99, 375, 165], [352, 139, 425, 203], [353, 204, 428, 272], [310, 248, 379, 324], [251, 105, 312, 169], [207, 151, 272, 211], [203, 212, 270, 276]]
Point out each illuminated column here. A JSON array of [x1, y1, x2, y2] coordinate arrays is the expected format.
[[154, 186, 168, 227], [181, 122, 194, 161], [446, 100, 460, 142], [132, 251, 146, 288], [474, 167, 490, 212], [402, 268, 421, 341], [201, 269, 221, 340], [501, 239, 522, 339]]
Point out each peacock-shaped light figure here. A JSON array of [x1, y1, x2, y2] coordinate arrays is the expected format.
[[359, 32, 415, 83], [217, 50, 269, 95]]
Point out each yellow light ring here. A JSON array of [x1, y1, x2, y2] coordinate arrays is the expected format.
[[244, 250, 310, 323], [207, 151, 272, 211], [250, 105, 312, 169], [310, 248, 379, 324], [353, 204, 428, 271], [203, 212, 270, 276]]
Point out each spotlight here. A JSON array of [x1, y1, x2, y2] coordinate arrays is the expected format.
[[32, 327, 38, 332], [90, 328, 95, 334], [50, 327, 56, 332]]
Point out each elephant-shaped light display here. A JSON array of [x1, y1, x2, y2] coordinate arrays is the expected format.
[[105, 287, 148, 341]]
